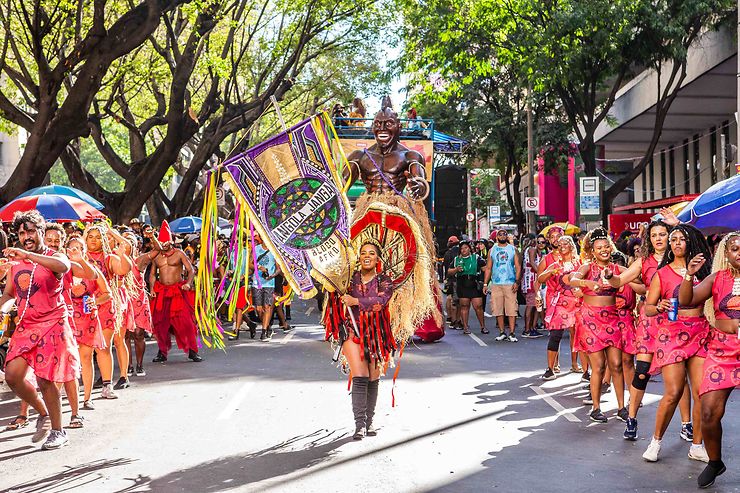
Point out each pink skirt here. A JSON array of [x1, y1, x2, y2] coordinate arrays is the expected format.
[[577, 304, 623, 353], [635, 305, 662, 355], [133, 291, 153, 333], [700, 329, 740, 396], [650, 315, 709, 374], [71, 300, 107, 349], [545, 294, 580, 331], [6, 317, 81, 383], [617, 308, 638, 355]]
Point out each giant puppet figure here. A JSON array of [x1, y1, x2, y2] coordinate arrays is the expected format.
[[329, 100, 443, 350]]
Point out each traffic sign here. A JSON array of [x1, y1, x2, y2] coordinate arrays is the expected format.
[[466, 212, 475, 222], [524, 197, 539, 212], [488, 205, 501, 224]]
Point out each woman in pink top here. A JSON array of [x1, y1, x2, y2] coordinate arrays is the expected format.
[[641, 224, 712, 463], [65, 236, 111, 410], [679, 231, 740, 488], [0, 210, 80, 450], [604, 219, 693, 442], [84, 224, 132, 398]]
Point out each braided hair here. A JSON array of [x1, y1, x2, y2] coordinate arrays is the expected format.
[[658, 224, 712, 280], [705, 231, 740, 325], [639, 220, 669, 258], [580, 227, 615, 263]]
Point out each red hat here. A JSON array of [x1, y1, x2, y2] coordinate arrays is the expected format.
[[447, 235, 459, 245], [158, 220, 173, 243]]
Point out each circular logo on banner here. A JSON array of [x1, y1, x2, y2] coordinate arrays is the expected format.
[[267, 178, 340, 250], [466, 212, 475, 222]]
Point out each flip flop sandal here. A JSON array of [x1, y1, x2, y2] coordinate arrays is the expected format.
[[69, 415, 85, 429], [5, 415, 29, 431], [553, 366, 561, 373], [571, 366, 584, 373], [463, 328, 471, 335]]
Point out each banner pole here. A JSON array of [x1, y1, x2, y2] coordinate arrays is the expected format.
[[270, 95, 288, 133]]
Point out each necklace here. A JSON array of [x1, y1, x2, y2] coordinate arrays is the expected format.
[[16, 250, 44, 326], [730, 267, 740, 296]]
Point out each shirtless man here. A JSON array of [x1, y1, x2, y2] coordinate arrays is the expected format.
[[149, 221, 202, 363]]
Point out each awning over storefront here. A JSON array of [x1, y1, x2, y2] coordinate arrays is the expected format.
[[613, 194, 699, 212]]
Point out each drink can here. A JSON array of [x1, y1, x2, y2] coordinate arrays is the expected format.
[[83, 295, 91, 314], [668, 298, 678, 321]]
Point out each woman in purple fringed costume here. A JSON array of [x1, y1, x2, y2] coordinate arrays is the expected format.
[[324, 240, 396, 440]]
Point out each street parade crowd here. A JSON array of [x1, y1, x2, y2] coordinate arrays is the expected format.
[[441, 213, 739, 489], [0, 103, 737, 491]]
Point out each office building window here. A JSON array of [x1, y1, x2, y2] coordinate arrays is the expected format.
[[693, 134, 701, 193], [660, 150, 666, 196], [669, 146, 676, 196], [710, 126, 717, 183], [722, 121, 731, 178], [649, 156, 655, 200], [683, 140, 689, 194]]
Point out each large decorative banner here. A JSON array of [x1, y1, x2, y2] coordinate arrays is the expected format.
[[221, 114, 353, 299]]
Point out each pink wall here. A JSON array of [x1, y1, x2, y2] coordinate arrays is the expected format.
[[537, 157, 575, 223]]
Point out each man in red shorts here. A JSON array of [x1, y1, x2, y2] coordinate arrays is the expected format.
[[149, 221, 202, 362]]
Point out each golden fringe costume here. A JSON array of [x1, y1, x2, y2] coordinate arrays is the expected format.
[[353, 192, 443, 341]]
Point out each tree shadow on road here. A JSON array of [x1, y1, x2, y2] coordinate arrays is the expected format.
[[112, 429, 352, 493], [6, 458, 137, 493]]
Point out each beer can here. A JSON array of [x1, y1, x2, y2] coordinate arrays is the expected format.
[[668, 298, 678, 321]]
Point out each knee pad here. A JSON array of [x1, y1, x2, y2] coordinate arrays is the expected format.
[[632, 360, 651, 390], [547, 330, 563, 351]]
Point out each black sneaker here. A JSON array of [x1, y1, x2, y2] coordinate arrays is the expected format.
[[601, 382, 611, 394], [113, 377, 130, 390], [260, 330, 267, 341], [616, 407, 629, 422], [93, 376, 103, 389], [589, 409, 608, 423], [152, 351, 167, 363], [581, 371, 591, 383], [127, 365, 134, 377], [265, 329, 273, 341], [541, 368, 556, 381], [623, 417, 638, 440], [698, 461, 726, 489], [188, 350, 203, 362], [135, 365, 146, 377]]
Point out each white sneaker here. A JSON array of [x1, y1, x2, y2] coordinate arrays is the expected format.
[[643, 438, 662, 462], [101, 383, 118, 399], [495, 333, 507, 342], [507, 334, 518, 343], [41, 429, 69, 450], [31, 415, 51, 443], [688, 444, 710, 463]]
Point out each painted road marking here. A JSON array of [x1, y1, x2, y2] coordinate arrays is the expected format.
[[530, 385, 582, 422], [279, 329, 296, 345], [217, 381, 255, 420], [468, 333, 488, 347]]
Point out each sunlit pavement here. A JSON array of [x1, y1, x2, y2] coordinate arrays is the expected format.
[[1, 299, 737, 493]]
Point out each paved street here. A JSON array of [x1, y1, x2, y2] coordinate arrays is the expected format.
[[1, 299, 738, 493]]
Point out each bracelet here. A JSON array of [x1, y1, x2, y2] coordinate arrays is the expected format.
[[684, 274, 694, 282]]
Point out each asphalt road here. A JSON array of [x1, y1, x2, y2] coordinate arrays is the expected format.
[[1, 299, 738, 493]]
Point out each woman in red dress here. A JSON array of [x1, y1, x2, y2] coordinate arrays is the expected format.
[[642, 224, 712, 463], [679, 231, 740, 488]]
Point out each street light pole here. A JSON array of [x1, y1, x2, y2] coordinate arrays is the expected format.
[[527, 84, 536, 233]]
